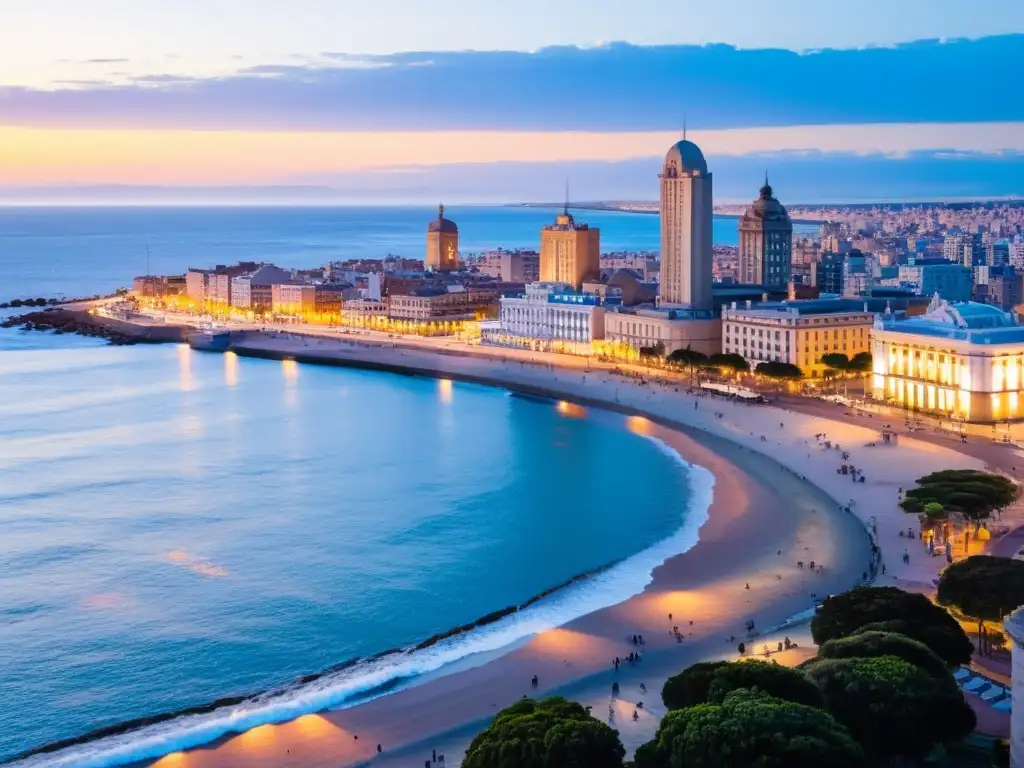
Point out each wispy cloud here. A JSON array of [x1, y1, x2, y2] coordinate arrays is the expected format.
[[9, 35, 1023, 131]]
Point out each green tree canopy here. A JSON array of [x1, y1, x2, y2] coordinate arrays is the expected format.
[[814, 630, 952, 683], [634, 688, 865, 768], [937, 555, 1024, 626], [820, 353, 851, 371], [755, 361, 804, 380], [639, 342, 666, 359], [705, 353, 750, 373], [900, 469, 1020, 521], [848, 351, 873, 372], [705, 659, 825, 709], [810, 586, 973, 666], [463, 697, 625, 768], [803, 655, 976, 762], [661, 661, 730, 710], [667, 347, 708, 368]]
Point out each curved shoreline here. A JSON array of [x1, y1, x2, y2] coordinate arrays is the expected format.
[[10, 332, 984, 768]]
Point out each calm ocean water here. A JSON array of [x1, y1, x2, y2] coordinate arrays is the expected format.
[[0, 205, 817, 302], [0, 329, 709, 765]]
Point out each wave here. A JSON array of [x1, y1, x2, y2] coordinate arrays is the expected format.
[[9, 436, 714, 768]]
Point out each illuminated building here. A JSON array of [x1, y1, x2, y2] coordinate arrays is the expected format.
[[659, 138, 713, 309], [132, 275, 185, 298], [231, 265, 296, 313], [738, 175, 793, 287], [271, 284, 349, 317], [722, 298, 873, 377], [426, 204, 459, 272], [485, 282, 615, 354], [602, 138, 720, 355], [539, 205, 600, 290], [477, 249, 540, 283], [870, 296, 1024, 422], [388, 286, 495, 321]]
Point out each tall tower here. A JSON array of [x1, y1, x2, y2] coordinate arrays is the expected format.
[[539, 193, 600, 290], [426, 204, 459, 271], [738, 174, 793, 287], [659, 139, 713, 309]]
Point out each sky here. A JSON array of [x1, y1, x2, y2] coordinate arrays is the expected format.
[[1, 0, 1024, 202]]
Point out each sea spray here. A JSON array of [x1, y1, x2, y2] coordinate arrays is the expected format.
[[10, 438, 714, 768]]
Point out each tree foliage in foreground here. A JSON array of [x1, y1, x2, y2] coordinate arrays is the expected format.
[[662, 659, 823, 711], [814, 630, 952, 683], [938, 554, 1024, 627], [803, 655, 976, 763], [462, 696, 625, 768], [634, 688, 865, 768], [899, 469, 1020, 521], [706, 353, 750, 372], [810, 586, 973, 665]]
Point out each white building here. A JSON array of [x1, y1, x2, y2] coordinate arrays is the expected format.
[[1004, 608, 1024, 767], [659, 139, 713, 309], [485, 282, 610, 354], [722, 298, 874, 377], [871, 296, 1024, 423]]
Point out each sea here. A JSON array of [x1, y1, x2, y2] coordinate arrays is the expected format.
[[0, 207, 729, 766], [0, 205, 819, 302]]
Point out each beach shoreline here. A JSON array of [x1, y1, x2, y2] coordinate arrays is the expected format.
[[10, 329, 984, 768]]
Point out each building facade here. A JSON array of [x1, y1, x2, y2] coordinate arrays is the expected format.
[[604, 307, 721, 356], [426, 204, 459, 271], [870, 297, 1024, 423], [722, 299, 874, 377], [812, 252, 846, 295], [486, 282, 610, 353], [539, 207, 600, 290], [897, 263, 973, 303], [230, 264, 296, 312], [659, 139, 714, 309], [388, 288, 495, 322], [738, 176, 793, 287]]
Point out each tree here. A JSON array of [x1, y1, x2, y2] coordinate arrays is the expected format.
[[814, 630, 951, 683], [667, 347, 707, 382], [820, 353, 851, 371], [810, 586, 973, 666], [937, 555, 1024, 653], [803, 655, 976, 763], [705, 659, 825, 709], [639, 341, 666, 359], [463, 697, 625, 768], [705, 353, 750, 373], [900, 469, 1020, 522], [661, 661, 730, 710], [755, 361, 803, 380], [848, 351, 872, 373], [634, 689, 865, 768]]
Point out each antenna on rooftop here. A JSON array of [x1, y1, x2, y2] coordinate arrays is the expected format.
[[564, 178, 570, 214]]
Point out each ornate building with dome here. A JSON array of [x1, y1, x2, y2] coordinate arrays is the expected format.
[[738, 175, 793, 287], [426, 204, 459, 271], [870, 295, 1024, 422]]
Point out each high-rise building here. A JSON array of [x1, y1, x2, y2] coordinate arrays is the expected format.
[[812, 251, 846, 295], [539, 205, 600, 290], [659, 139, 713, 309], [426, 204, 459, 271], [737, 175, 793, 287]]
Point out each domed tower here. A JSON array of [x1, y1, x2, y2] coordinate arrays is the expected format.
[[738, 174, 793, 287], [426, 203, 459, 271], [659, 139, 713, 309]]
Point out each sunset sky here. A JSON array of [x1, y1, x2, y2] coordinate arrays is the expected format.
[[2, 0, 1023, 201]]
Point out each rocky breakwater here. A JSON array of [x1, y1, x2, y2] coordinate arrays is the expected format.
[[1, 309, 193, 345]]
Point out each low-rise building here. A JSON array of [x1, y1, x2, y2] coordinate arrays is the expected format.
[[604, 306, 721, 356], [132, 275, 186, 298], [870, 297, 1024, 423], [484, 282, 614, 354], [388, 287, 496, 322], [271, 284, 350, 318], [722, 298, 874, 377], [231, 265, 296, 312], [897, 263, 973, 303]]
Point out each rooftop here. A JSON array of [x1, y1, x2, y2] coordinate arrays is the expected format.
[[875, 297, 1024, 345]]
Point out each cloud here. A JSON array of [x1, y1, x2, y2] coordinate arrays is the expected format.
[[8, 35, 1023, 131], [82, 58, 130, 64]]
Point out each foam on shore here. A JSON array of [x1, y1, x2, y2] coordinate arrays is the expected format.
[[8, 436, 714, 768]]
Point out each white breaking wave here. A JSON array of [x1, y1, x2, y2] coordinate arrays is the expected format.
[[14, 436, 714, 768]]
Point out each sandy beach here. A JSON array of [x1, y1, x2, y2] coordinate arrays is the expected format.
[[92, 330, 981, 768]]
